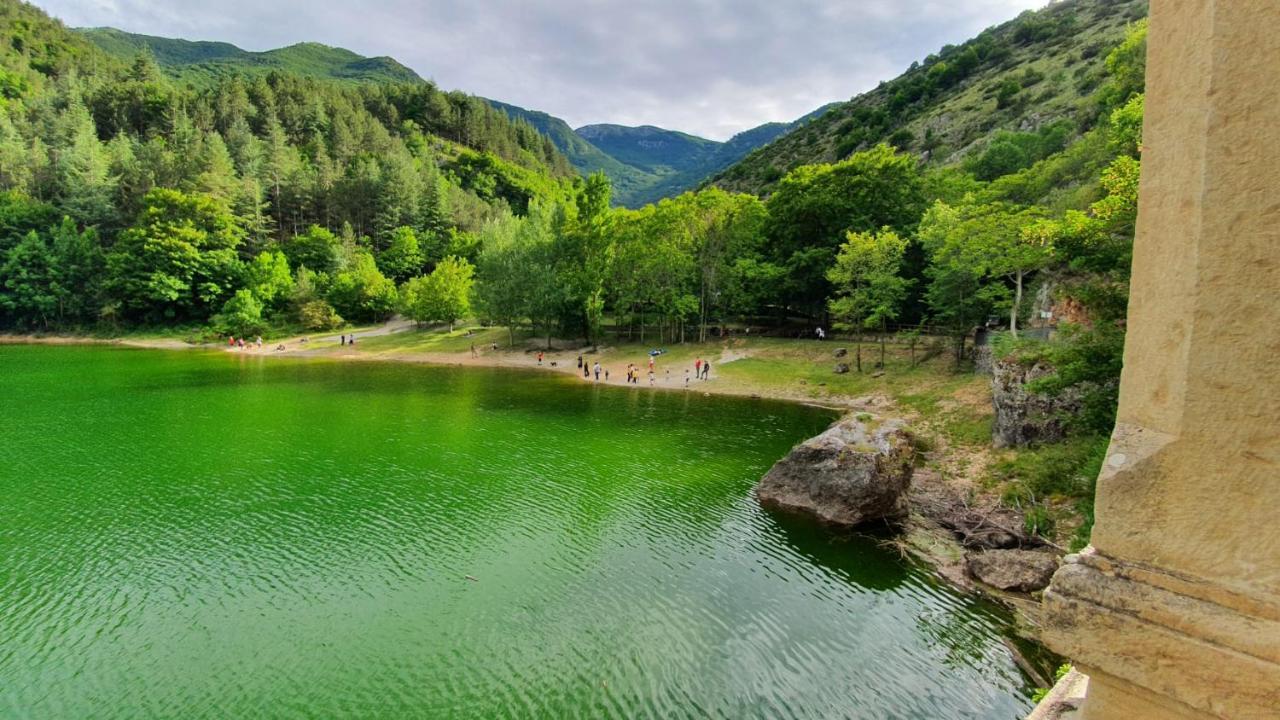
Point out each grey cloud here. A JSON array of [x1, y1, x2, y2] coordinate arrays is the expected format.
[[36, 0, 1045, 140]]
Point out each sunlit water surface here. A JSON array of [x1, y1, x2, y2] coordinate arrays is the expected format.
[[0, 345, 1034, 718]]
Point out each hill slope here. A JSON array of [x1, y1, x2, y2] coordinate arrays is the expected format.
[[712, 0, 1148, 195], [78, 27, 424, 85], [490, 100, 835, 206]]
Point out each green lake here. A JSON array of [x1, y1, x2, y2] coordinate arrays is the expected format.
[[0, 345, 1034, 718]]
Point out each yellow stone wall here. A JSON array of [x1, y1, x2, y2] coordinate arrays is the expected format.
[[1038, 1, 1280, 718]]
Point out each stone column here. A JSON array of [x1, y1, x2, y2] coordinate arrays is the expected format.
[[1038, 1, 1280, 719]]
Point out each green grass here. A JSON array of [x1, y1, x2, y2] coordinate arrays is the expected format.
[[986, 434, 1109, 548]]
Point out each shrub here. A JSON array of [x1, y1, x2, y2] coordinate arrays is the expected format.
[[298, 299, 343, 331], [215, 289, 265, 337]]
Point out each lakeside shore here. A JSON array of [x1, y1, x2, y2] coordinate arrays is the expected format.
[[2, 323, 939, 411], [3, 325, 1060, 672]]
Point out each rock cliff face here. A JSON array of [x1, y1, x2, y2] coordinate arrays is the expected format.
[[756, 416, 914, 528], [991, 358, 1082, 448]]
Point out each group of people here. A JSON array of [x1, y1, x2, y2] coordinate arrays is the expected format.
[[557, 353, 712, 387], [227, 335, 263, 350], [338, 334, 356, 346], [577, 356, 605, 381]]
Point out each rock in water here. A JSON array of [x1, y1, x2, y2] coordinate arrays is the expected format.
[[756, 416, 914, 528], [966, 549, 1059, 592]]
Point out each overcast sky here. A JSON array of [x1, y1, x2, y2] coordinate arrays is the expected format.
[[36, 0, 1046, 140]]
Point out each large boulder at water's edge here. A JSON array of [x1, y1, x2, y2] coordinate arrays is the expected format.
[[966, 549, 1059, 592], [991, 358, 1085, 448], [756, 416, 914, 528]]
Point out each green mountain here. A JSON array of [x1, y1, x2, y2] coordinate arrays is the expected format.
[[484, 99, 657, 204], [78, 27, 423, 85], [489, 101, 834, 207], [573, 124, 719, 175], [712, 0, 1148, 195]]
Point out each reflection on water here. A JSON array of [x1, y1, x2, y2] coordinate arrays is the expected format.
[[0, 345, 1034, 719]]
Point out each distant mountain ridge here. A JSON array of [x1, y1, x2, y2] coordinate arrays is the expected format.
[[79, 26, 835, 206], [490, 102, 837, 207], [78, 27, 424, 85]]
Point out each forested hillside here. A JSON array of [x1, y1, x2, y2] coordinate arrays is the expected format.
[[491, 101, 834, 207], [485, 99, 657, 205], [712, 0, 1147, 195], [79, 27, 424, 86], [0, 0, 577, 331]]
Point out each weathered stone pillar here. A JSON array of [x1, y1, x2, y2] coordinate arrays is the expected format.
[[1038, 1, 1280, 719]]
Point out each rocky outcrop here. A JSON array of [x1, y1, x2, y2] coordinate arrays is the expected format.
[[834, 362, 850, 374], [756, 416, 914, 528], [967, 549, 1059, 592], [991, 358, 1084, 448]]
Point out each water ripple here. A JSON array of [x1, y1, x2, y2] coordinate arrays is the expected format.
[[0, 345, 1033, 719]]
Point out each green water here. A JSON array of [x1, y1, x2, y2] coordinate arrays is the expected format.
[[0, 345, 1033, 719]]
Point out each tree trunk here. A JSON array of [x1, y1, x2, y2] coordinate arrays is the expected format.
[[880, 321, 887, 369], [855, 331, 863, 373], [1011, 270, 1023, 338]]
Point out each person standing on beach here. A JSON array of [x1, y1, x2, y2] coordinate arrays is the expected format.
[[583, 362, 589, 379], [471, 343, 477, 358], [702, 360, 711, 380], [695, 358, 702, 376], [605, 368, 610, 382], [340, 334, 345, 345], [685, 369, 690, 387], [594, 362, 601, 381], [538, 352, 543, 365]]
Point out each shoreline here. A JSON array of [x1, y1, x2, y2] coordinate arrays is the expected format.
[[0, 331, 871, 411]]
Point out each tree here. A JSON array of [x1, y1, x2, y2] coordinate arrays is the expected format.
[[215, 289, 265, 337], [105, 189, 245, 323], [764, 144, 925, 315], [961, 202, 1049, 337], [0, 231, 57, 328], [919, 202, 1009, 364], [473, 213, 526, 345], [48, 217, 104, 324], [284, 225, 341, 274], [400, 255, 474, 332], [327, 251, 397, 323], [245, 250, 294, 310], [377, 226, 424, 282], [827, 228, 911, 371], [298, 299, 343, 331]]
